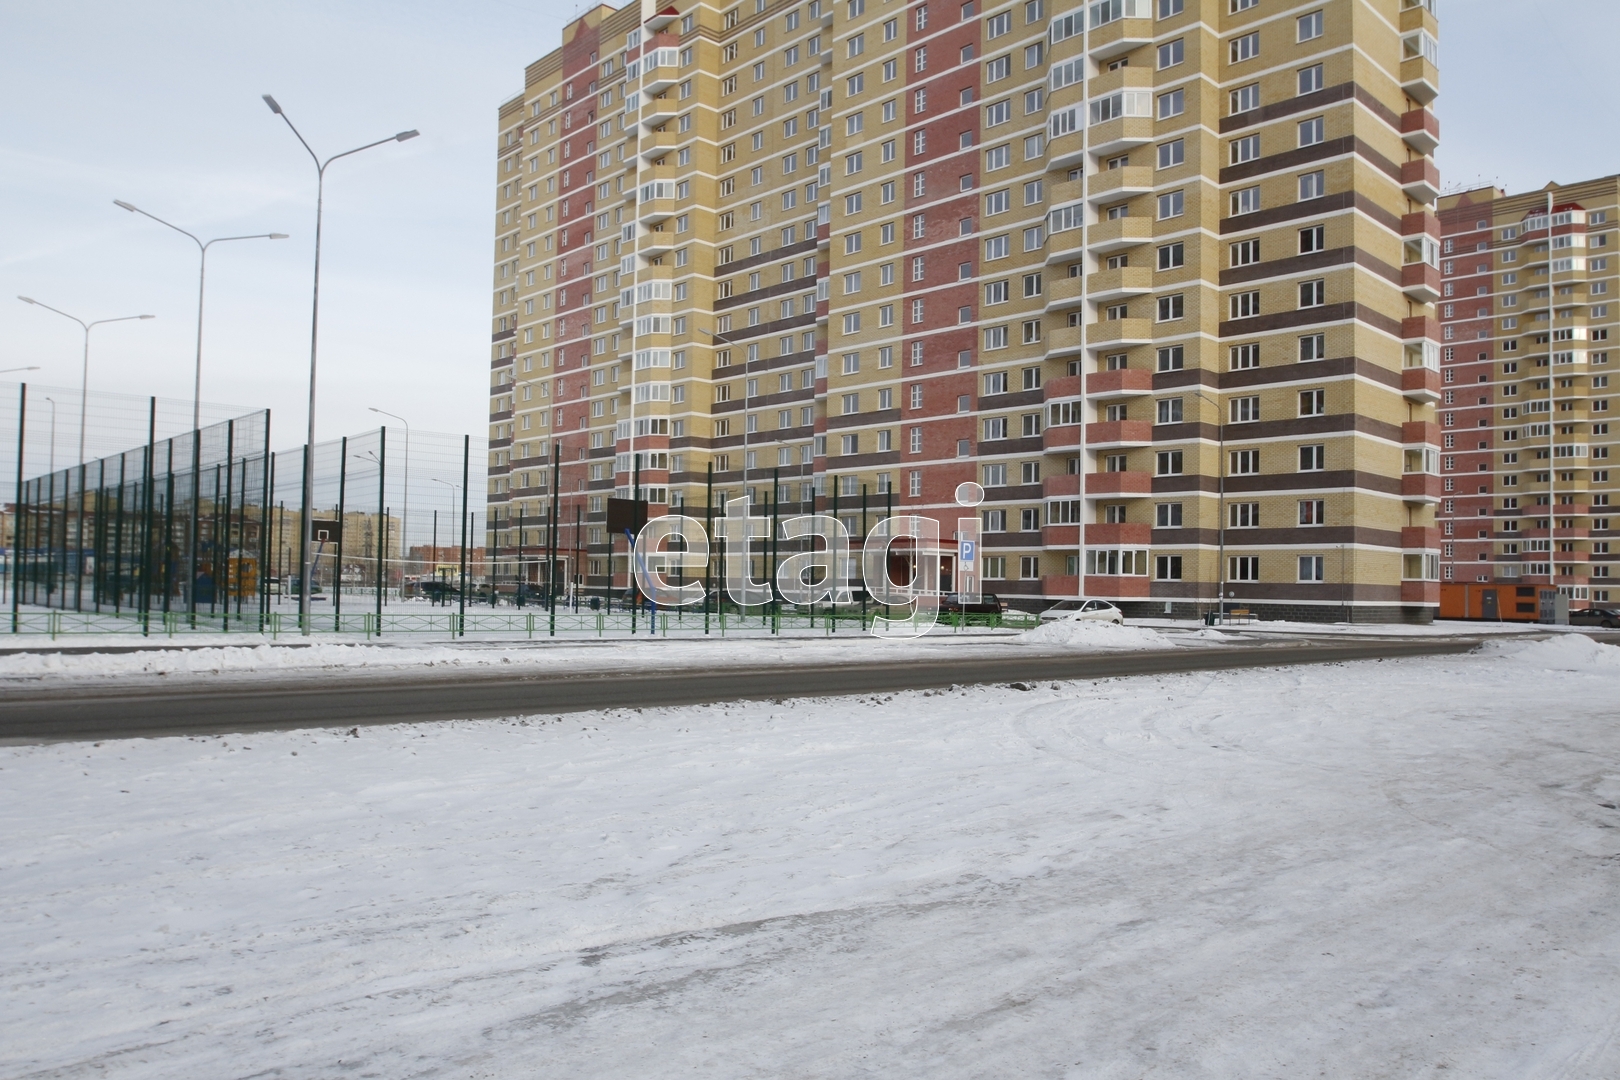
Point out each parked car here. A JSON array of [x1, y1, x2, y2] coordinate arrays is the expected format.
[[1039, 598, 1125, 624], [940, 593, 1007, 615], [1570, 606, 1620, 629]]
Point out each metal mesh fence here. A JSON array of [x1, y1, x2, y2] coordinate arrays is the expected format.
[[3, 382, 270, 626], [2, 381, 491, 634]]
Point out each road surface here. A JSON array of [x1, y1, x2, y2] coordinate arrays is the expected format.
[[0, 636, 1481, 743]]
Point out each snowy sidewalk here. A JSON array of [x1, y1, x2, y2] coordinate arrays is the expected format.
[[3, 635, 1619, 1078]]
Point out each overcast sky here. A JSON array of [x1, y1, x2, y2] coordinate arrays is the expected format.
[[2, 1, 1616, 451]]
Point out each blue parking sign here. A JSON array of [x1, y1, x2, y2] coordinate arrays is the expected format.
[[959, 539, 976, 564]]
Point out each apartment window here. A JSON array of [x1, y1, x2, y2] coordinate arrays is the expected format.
[[1299, 279, 1325, 307], [1300, 225, 1325, 253], [1230, 134, 1260, 164], [1156, 398, 1184, 424], [1298, 64, 1324, 95], [1231, 186, 1262, 216], [1300, 388, 1326, 416], [1230, 83, 1260, 114], [1299, 444, 1326, 471], [1156, 503, 1183, 529], [1231, 291, 1261, 319], [1157, 38, 1184, 68], [1229, 556, 1260, 582], [1299, 499, 1326, 525], [1156, 450, 1184, 475], [1299, 333, 1326, 362], [1157, 140, 1185, 169], [1156, 294, 1185, 321], [1298, 117, 1324, 147], [1299, 171, 1325, 201], [1297, 10, 1324, 42], [1157, 346, 1184, 372], [1230, 503, 1260, 528], [1158, 191, 1185, 220], [1158, 89, 1185, 119], [1231, 32, 1259, 64], [984, 417, 1008, 441], [1157, 243, 1185, 271], [1230, 450, 1260, 475], [1230, 239, 1260, 266]]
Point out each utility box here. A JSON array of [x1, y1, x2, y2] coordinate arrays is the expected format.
[[1539, 588, 1570, 625]]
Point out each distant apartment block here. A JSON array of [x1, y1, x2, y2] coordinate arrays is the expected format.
[[1437, 175, 1619, 611]]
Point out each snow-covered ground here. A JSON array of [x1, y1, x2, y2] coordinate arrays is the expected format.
[[4, 635, 1620, 1078], [0, 620, 1202, 684]]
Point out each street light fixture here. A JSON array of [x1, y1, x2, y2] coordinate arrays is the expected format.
[[261, 93, 418, 632], [112, 200, 287, 432], [17, 297, 154, 465], [0, 367, 41, 376]]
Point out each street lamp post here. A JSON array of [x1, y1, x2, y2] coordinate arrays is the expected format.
[[368, 407, 409, 576], [44, 397, 56, 476], [0, 367, 41, 376], [261, 93, 418, 633], [112, 201, 286, 622], [16, 297, 154, 465]]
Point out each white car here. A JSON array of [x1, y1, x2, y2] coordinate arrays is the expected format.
[[1039, 599, 1124, 624]]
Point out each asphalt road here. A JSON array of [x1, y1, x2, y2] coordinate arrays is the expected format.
[[0, 637, 1481, 744]]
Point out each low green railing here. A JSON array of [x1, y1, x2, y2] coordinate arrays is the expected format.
[[6, 605, 1039, 640]]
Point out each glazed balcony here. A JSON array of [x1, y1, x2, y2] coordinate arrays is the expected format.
[[1087, 1, 1153, 62]]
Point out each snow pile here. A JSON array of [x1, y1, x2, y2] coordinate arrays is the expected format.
[[1017, 617, 1171, 649], [1491, 632, 1620, 672], [0, 642, 475, 679]]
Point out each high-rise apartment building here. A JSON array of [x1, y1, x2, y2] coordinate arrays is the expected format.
[[486, 0, 1445, 621], [1436, 177, 1618, 612]]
